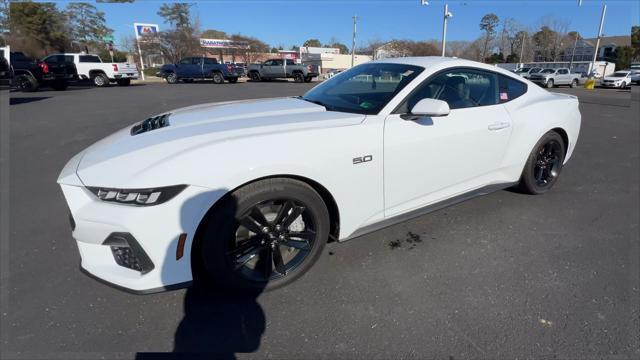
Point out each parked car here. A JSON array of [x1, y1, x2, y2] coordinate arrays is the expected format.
[[58, 57, 581, 293], [11, 52, 77, 92], [0, 47, 11, 87], [529, 68, 580, 88], [599, 71, 633, 88], [46, 53, 139, 87], [513, 67, 542, 79], [629, 69, 640, 85], [158, 56, 240, 84], [247, 59, 319, 82]]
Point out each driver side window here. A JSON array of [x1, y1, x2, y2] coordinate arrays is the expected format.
[[178, 58, 191, 65], [399, 69, 498, 113]]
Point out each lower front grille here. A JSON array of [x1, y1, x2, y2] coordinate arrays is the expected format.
[[102, 232, 155, 274]]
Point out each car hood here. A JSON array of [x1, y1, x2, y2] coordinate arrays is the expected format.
[[60, 97, 365, 187]]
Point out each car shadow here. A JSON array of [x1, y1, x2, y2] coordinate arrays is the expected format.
[[9, 96, 50, 105], [135, 189, 266, 359]]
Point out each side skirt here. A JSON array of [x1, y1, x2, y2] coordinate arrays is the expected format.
[[341, 182, 517, 242]]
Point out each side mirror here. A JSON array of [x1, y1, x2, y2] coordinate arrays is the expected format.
[[403, 98, 450, 120]]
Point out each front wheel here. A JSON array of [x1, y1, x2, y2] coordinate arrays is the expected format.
[[199, 178, 330, 291], [516, 131, 566, 195], [165, 72, 178, 84], [570, 79, 578, 88], [546, 79, 554, 88]]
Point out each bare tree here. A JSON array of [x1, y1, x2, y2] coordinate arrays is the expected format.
[[480, 13, 500, 61]]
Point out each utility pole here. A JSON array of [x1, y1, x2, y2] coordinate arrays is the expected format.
[[519, 32, 526, 64], [441, 3, 448, 56], [351, 15, 357, 67], [590, 4, 606, 77], [569, 33, 580, 71]]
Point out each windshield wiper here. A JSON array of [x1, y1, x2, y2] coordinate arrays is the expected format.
[[298, 96, 335, 111]]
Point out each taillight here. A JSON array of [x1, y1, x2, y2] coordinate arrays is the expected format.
[[112, 64, 118, 72], [226, 64, 233, 72], [307, 64, 312, 71], [38, 61, 49, 74]]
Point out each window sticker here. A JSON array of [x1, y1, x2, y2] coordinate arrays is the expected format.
[[500, 92, 509, 101]]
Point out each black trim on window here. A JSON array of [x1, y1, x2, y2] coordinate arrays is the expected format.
[[392, 66, 528, 114]]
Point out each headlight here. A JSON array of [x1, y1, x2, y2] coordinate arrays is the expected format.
[[86, 185, 187, 206]]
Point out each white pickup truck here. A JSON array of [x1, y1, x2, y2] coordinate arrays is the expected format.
[[46, 53, 139, 87], [528, 68, 581, 88]]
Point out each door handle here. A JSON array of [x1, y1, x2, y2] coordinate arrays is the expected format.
[[488, 121, 510, 131]]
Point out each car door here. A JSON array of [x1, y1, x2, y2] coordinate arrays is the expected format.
[[269, 59, 285, 77], [383, 68, 513, 217], [556, 69, 569, 85], [175, 58, 195, 78]]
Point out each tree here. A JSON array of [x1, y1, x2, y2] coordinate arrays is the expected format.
[[631, 26, 640, 61], [612, 46, 633, 70], [479, 13, 499, 61], [230, 33, 269, 64], [157, 3, 199, 63], [158, 3, 192, 29], [8, 2, 69, 57], [303, 39, 321, 47], [326, 42, 349, 54], [0, 0, 9, 43], [532, 26, 558, 61], [290, 45, 300, 52], [270, 47, 279, 53], [512, 30, 529, 61], [65, 3, 113, 53], [485, 52, 505, 64], [200, 29, 227, 39]]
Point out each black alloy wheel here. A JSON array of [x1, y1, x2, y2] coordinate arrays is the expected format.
[[14, 74, 39, 92], [516, 131, 566, 195], [249, 71, 260, 81], [229, 199, 317, 282], [293, 72, 304, 83], [198, 178, 330, 291]]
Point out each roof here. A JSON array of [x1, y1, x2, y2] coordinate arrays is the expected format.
[[581, 35, 631, 48], [371, 56, 519, 77]]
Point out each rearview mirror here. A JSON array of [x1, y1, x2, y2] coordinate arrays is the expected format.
[[404, 98, 450, 120]]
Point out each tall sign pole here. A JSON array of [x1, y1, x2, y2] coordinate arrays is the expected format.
[[351, 15, 357, 67], [441, 3, 448, 56], [591, 4, 607, 77]]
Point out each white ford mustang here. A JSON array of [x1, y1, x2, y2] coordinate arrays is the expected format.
[[58, 57, 581, 293]]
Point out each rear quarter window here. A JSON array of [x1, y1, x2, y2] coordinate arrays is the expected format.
[[79, 55, 101, 63], [498, 75, 527, 103]]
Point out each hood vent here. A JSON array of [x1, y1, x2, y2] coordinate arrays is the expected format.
[[130, 114, 171, 135]]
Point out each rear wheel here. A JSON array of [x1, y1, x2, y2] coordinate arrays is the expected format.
[[92, 73, 109, 87], [546, 79, 554, 88], [304, 76, 312, 83], [212, 72, 224, 84], [14, 74, 39, 92], [570, 79, 578, 88], [199, 178, 330, 291], [116, 78, 131, 86], [516, 131, 566, 195], [293, 72, 304, 83]]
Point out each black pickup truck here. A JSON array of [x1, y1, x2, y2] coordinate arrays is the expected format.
[[11, 52, 78, 92]]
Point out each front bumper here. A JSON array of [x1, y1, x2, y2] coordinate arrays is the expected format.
[[599, 81, 622, 88], [59, 177, 221, 293]]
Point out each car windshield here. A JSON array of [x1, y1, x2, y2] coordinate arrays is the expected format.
[[515, 68, 530, 73], [611, 72, 629, 77], [301, 63, 424, 115], [540, 69, 555, 74]]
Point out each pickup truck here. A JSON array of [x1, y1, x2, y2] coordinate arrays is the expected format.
[[529, 68, 581, 88], [158, 56, 240, 84], [11, 52, 78, 92], [45, 53, 139, 87], [513, 67, 542, 79], [247, 59, 319, 83]]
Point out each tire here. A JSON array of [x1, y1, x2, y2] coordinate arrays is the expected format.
[[166, 72, 178, 84], [212, 72, 224, 84], [293, 72, 304, 83], [92, 73, 109, 87], [304, 76, 312, 83], [516, 131, 566, 195], [228, 77, 238, 84], [570, 79, 578, 88], [546, 79, 554, 88], [249, 71, 260, 82], [116, 78, 131, 86], [50, 79, 68, 91], [198, 178, 330, 291], [14, 74, 39, 92]]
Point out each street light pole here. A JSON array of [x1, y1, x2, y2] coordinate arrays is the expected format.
[[569, 33, 579, 71], [519, 32, 526, 64], [590, 4, 606, 77], [441, 3, 448, 56], [351, 15, 357, 67]]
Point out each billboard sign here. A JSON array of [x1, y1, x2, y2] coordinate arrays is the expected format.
[[134, 23, 160, 41], [200, 38, 250, 49]]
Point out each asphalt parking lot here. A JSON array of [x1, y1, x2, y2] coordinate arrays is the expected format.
[[2, 81, 639, 359]]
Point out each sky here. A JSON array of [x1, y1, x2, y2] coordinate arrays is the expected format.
[[51, 0, 640, 49]]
